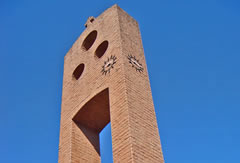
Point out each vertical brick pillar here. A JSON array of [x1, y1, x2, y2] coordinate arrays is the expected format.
[[58, 4, 164, 163]]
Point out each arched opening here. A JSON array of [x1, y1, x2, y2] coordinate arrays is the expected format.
[[72, 88, 112, 162], [73, 88, 110, 133]]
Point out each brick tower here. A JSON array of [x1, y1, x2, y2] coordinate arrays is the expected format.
[[58, 5, 164, 163]]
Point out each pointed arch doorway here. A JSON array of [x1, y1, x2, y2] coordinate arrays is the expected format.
[[72, 88, 110, 162]]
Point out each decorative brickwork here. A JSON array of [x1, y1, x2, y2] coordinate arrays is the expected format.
[[58, 4, 164, 163]]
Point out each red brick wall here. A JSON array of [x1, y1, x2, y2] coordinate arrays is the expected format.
[[58, 5, 164, 163]]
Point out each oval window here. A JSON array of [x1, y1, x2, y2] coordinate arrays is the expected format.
[[95, 41, 109, 58], [82, 30, 97, 51], [73, 64, 85, 80]]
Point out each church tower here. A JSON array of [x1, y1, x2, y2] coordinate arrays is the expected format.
[[58, 5, 164, 163]]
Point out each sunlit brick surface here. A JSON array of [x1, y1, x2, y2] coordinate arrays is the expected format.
[[58, 5, 164, 163]]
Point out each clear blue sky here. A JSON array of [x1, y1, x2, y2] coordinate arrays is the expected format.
[[1, 0, 240, 162]]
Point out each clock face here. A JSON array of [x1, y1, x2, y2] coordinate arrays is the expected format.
[[127, 54, 144, 72], [101, 55, 117, 75]]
